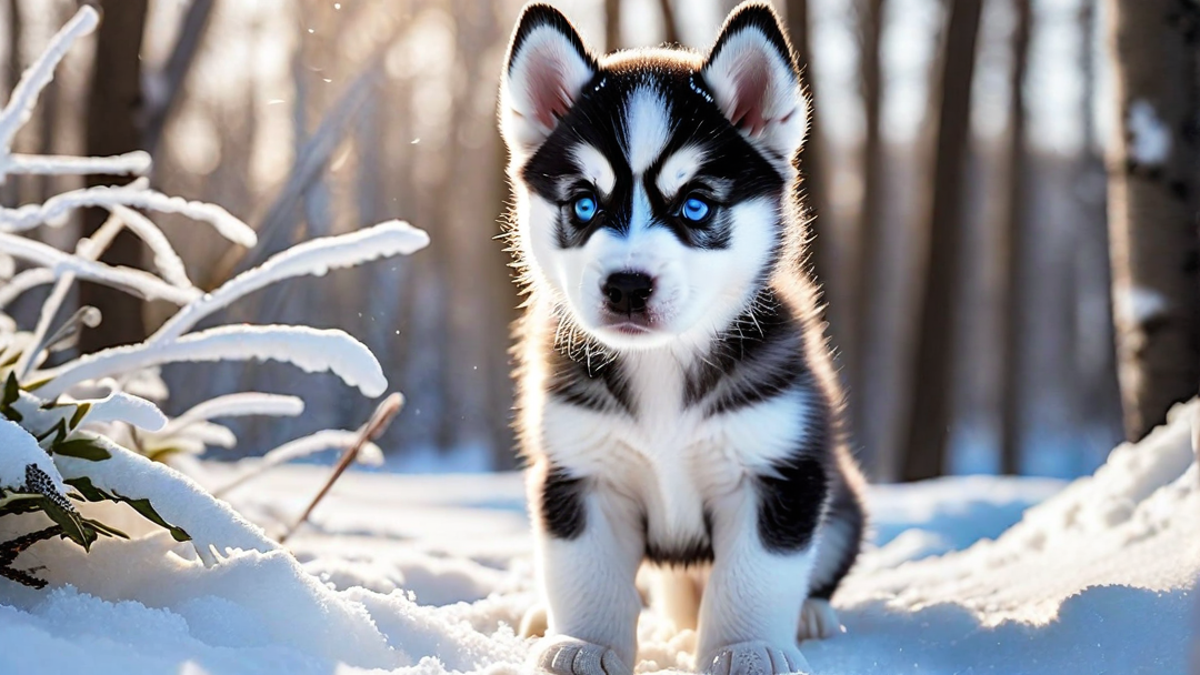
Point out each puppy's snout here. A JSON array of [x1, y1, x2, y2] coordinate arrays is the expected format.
[[602, 271, 654, 316]]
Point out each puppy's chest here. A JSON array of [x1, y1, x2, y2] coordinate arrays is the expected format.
[[542, 354, 808, 550]]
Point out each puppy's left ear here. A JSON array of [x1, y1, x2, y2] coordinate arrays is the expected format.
[[701, 2, 807, 163]]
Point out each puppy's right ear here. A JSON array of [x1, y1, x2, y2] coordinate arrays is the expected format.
[[500, 4, 596, 159]]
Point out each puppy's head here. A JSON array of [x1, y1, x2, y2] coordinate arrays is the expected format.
[[501, 2, 807, 351]]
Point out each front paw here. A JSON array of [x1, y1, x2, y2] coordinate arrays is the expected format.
[[700, 641, 810, 675], [532, 635, 632, 675]]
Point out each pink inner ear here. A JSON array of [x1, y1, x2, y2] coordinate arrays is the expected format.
[[527, 59, 573, 129], [728, 56, 770, 136]]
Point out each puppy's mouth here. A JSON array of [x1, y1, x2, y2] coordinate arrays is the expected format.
[[596, 309, 660, 337]]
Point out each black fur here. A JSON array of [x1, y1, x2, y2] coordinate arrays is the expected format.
[[684, 288, 808, 416], [540, 464, 588, 540], [519, 56, 784, 252], [809, 477, 866, 598], [507, 3, 596, 77], [541, 318, 635, 416], [756, 452, 829, 553]]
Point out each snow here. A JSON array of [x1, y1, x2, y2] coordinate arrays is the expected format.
[[0, 231, 200, 305], [149, 220, 430, 344], [0, 184, 257, 247], [0, 7, 99, 160], [0, 418, 67, 494], [1128, 100, 1171, 166], [37, 325, 389, 399], [53, 435, 280, 566], [1, 402, 1196, 674], [75, 390, 168, 432]]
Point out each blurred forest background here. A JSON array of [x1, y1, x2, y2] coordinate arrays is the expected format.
[[2, 0, 1197, 481]]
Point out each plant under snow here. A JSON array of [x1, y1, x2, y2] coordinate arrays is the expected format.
[[0, 7, 428, 587]]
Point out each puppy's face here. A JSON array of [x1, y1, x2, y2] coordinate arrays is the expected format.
[[501, 2, 807, 351]]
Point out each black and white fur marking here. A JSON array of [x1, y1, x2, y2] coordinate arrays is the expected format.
[[500, 3, 867, 674]]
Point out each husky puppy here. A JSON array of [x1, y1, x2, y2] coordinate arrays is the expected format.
[[499, 3, 867, 673]]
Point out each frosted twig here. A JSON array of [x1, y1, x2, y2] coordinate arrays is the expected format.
[[149, 220, 428, 344], [2, 151, 151, 177], [0, 184, 257, 248], [110, 206, 193, 288], [164, 393, 304, 435], [36, 324, 388, 399], [279, 393, 403, 543], [212, 429, 384, 497], [0, 232, 199, 306], [0, 268, 54, 308], [0, 7, 98, 152]]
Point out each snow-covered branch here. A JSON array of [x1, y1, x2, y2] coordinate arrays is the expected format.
[[37, 325, 388, 399], [151, 220, 429, 343], [0, 232, 200, 305], [0, 7, 99, 155], [1, 150, 151, 177], [0, 184, 257, 247]]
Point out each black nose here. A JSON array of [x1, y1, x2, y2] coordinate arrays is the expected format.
[[603, 272, 654, 316]]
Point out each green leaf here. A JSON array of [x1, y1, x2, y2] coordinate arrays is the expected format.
[[68, 403, 91, 431], [0, 492, 46, 517], [1, 373, 21, 422], [39, 493, 95, 551], [80, 517, 129, 540], [64, 477, 191, 543], [36, 419, 68, 447], [53, 438, 112, 462], [2, 373, 18, 407], [21, 377, 51, 392]]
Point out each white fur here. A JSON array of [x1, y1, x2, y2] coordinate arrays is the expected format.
[[522, 307, 826, 671], [501, 25, 595, 161], [623, 87, 673, 174], [573, 144, 617, 196], [657, 145, 708, 199], [701, 27, 808, 172]]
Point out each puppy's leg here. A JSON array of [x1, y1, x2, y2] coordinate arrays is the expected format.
[[696, 481, 823, 675], [530, 469, 643, 675]]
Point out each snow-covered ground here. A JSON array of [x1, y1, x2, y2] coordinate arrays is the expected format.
[[1, 402, 1196, 674]]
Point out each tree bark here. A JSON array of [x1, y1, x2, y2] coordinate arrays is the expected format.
[[657, 0, 679, 45], [79, 0, 150, 353], [785, 0, 835, 322], [999, 0, 1032, 475], [1104, 0, 1200, 440], [899, 0, 984, 481], [849, 0, 885, 471], [2, 0, 22, 208], [605, 0, 621, 52]]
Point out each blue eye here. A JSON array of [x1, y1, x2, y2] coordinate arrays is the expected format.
[[681, 196, 712, 223], [573, 195, 597, 223]]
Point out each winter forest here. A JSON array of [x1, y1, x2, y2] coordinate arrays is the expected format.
[[0, 0, 1197, 674]]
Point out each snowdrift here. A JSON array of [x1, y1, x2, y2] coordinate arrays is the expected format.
[[1, 402, 1197, 674]]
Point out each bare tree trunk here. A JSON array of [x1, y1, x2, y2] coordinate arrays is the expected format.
[[142, 0, 213, 155], [657, 0, 679, 45], [79, 0, 150, 353], [999, 0, 1032, 475], [1104, 0, 1200, 440], [850, 0, 884, 472], [2, 0, 21, 208], [786, 0, 835, 325], [1073, 0, 1124, 452], [605, 0, 621, 51], [899, 0, 984, 481]]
